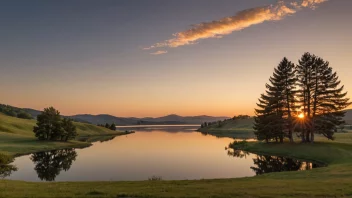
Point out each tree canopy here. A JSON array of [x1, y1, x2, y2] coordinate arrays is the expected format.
[[33, 107, 78, 141]]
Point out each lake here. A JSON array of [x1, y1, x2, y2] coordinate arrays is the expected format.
[[4, 125, 320, 182]]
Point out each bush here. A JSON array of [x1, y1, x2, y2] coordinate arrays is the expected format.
[[148, 175, 162, 181], [17, 111, 33, 119]]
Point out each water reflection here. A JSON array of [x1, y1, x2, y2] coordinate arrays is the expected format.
[[116, 125, 199, 133], [227, 148, 321, 175], [30, 149, 77, 181], [251, 155, 320, 175], [0, 154, 18, 179], [0, 164, 17, 179]]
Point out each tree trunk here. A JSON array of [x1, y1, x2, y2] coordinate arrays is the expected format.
[[280, 135, 283, 143], [289, 127, 293, 143], [301, 130, 306, 143], [306, 130, 310, 142], [311, 121, 315, 143]]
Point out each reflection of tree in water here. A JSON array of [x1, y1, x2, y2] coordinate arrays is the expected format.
[[0, 164, 17, 178], [227, 148, 250, 159], [251, 155, 322, 175], [0, 154, 18, 178], [251, 155, 302, 175], [30, 149, 77, 181], [226, 148, 321, 175]]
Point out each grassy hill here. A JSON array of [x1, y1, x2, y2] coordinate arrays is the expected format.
[[0, 113, 128, 156], [198, 117, 255, 139], [0, 113, 119, 137]]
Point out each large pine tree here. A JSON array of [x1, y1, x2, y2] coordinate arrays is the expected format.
[[296, 53, 351, 142], [254, 57, 297, 143]]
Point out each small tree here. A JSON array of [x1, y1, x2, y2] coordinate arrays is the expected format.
[[109, 123, 116, 131], [33, 107, 63, 140], [61, 118, 77, 141], [105, 123, 110, 129]]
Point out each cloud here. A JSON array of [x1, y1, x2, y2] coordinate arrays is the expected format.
[[144, 0, 328, 51], [292, 0, 328, 9], [150, 50, 168, 55]]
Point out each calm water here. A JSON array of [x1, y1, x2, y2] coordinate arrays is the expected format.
[[3, 126, 320, 182]]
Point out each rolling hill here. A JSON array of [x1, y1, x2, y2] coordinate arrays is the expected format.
[[70, 114, 229, 125]]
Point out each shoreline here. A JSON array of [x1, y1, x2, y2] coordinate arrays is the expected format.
[[0, 131, 135, 158]]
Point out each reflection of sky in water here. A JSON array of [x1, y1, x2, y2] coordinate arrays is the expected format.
[[6, 126, 321, 182]]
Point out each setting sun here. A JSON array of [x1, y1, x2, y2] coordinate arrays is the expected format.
[[298, 113, 305, 119]]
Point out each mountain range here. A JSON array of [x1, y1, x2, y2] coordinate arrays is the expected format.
[[70, 114, 230, 125], [0, 104, 229, 125]]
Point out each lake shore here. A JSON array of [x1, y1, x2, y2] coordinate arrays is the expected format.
[[1, 132, 352, 197], [0, 131, 134, 158]]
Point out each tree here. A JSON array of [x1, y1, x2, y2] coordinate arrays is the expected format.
[[105, 123, 110, 129], [33, 107, 63, 140], [17, 111, 33, 119], [254, 57, 297, 143], [109, 123, 116, 131], [296, 53, 351, 142], [61, 118, 77, 141]]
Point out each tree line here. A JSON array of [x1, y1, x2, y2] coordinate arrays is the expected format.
[[200, 115, 252, 128], [255, 52, 351, 143], [0, 104, 33, 119], [33, 107, 77, 141], [97, 123, 116, 131]]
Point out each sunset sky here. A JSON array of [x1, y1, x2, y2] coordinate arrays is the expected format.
[[0, 0, 351, 117]]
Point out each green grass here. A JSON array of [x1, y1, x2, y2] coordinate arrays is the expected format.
[[198, 118, 255, 139], [2, 113, 352, 197], [0, 113, 129, 157]]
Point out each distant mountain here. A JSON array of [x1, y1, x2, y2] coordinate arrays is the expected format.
[[70, 114, 230, 125], [71, 114, 140, 125]]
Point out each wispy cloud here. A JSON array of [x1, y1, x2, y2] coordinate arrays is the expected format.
[[150, 50, 168, 55], [143, 0, 328, 52]]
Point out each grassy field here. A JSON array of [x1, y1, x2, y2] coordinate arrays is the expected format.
[[0, 113, 129, 156]]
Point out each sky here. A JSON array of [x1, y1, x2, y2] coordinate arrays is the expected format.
[[0, 0, 351, 117]]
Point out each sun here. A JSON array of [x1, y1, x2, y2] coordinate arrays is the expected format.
[[298, 113, 305, 119]]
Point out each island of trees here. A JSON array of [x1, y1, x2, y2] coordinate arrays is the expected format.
[[254, 52, 351, 143]]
